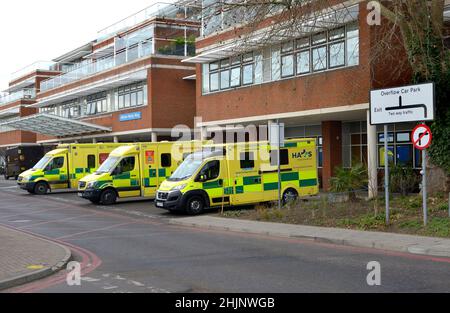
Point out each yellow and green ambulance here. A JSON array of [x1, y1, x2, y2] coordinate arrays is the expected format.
[[77, 141, 203, 204], [17, 143, 123, 195], [155, 139, 319, 214]]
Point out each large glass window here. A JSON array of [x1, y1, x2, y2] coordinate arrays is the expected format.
[[86, 91, 107, 115], [201, 22, 360, 94], [117, 82, 146, 110]]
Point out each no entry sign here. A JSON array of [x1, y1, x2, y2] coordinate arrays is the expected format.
[[412, 124, 432, 150]]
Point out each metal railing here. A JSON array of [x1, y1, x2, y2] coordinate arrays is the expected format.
[[97, 1, 202, 40], [0, 88, 36, 106], [40, 44, 153, 92]]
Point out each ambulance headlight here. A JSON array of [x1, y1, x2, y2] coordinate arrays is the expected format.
[[86, 181, 96, 189], [171, 184, 186, 191], [21, 176, 29, 182]]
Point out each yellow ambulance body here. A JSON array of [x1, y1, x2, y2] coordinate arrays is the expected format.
[[77, 141, 203, 204], [17, 143, 123, 195], [155, 139, 319, 214]]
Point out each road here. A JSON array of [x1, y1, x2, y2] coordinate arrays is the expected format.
[[0, 178, 449, 293]]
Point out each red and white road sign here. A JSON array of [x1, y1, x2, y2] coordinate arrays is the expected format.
[[412, 124, 432, 150]]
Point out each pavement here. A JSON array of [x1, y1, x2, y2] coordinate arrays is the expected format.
[[0, 225, 71, 291], [170, 216, 450, 258]]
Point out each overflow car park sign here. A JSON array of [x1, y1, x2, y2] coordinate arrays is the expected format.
[[370, 83, 435, 125]]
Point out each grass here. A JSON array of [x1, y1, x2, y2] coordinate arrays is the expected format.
[[216, 193, 450, 238]]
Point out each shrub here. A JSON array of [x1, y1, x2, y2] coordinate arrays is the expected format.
[[329, 163, 368, 201], [389, 164, 420, 196]]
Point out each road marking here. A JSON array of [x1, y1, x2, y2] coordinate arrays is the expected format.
[[81, 277, 101, 282], [56, 222, 135, 240]]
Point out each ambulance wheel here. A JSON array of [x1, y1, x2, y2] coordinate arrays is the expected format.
[[34, 182, 49, 195], [100, 189, 117, 205], [186, 196, 205, 215], [282, 188, 298, 205]]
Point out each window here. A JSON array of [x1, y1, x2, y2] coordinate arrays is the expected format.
[[240, 152, 255, 169], [312, 46, 327, 71], [377, 129, 418, 168], [118, 156, 135, 173], [117, 82, 146, 110], [161, 153, 172, 167], [220, 70, 230, 89], [242, 64, 254, 85], [87, 155, 96, 169], [86, 91, 107, 115], [281, 54, 294, 77], [230, 67, 241, 87], [210, 72, 219, 91], [312, 32, 327, 45], [269, 149, 289, 166], [47, 157, 64, 171], [346, 22, 359, 66], [199, 160, 220, 181], [296, 50, 310, 74], [201, 23, 359, 94], [329, 41, 345, 68]]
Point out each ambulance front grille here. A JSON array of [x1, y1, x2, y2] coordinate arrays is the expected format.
[[157, 192, 169, 200]]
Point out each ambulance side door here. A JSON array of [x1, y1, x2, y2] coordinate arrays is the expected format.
[[196, 158, 230, 207], [112, 155, 141, 198], [44, 154, 69, 190]]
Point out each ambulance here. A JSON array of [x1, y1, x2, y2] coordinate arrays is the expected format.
[[77, 141, 203, 205], [17, 143, 123, 195], [155, 139, 319, 214]]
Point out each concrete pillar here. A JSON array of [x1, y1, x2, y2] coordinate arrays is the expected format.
[[151, 132, 158, 142], [92, 138, 97, 144], [321, 121, 342, 191], [367, 110, 378, 198], [113, 136, 119, 143]]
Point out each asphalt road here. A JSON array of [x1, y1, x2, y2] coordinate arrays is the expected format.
[[0, 178, 450, 293]]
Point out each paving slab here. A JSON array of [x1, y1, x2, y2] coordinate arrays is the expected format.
[[169, 216, 450, 258], [0, 225, 71, 291]]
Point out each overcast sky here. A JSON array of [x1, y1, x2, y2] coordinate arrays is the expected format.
[[0, 0, 174, 91]]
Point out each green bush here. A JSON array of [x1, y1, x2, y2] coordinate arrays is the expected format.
[[389, 164, 420, 196], [329, 163, 367, 201]]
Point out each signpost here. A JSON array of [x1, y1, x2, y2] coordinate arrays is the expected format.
[[269, 121, 285, 210], [412, 124, 433, 226], [370, 82, 435, 225]]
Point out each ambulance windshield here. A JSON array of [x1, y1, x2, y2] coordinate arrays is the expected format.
[[168, 154, 204, 181], [96, 156, 119, 174], [33, 156, 51, 170]]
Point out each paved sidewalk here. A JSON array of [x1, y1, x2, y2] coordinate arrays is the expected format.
[[0, 225, 71, 291], [170, 216, 450, 258]]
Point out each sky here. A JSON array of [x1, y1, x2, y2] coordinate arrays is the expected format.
[[0, 0, 174, 91]]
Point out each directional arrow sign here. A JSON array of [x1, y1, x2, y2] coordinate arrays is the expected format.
[[370, 83, 435, 125], [412, 124, 432, 150]]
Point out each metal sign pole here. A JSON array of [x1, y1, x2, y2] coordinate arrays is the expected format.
[[277, 119, 281, 210], [384, 125, 390, 225], [422, 149, 428, 226]]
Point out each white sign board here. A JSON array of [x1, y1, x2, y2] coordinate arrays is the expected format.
[[370, 83, 434, 125], [269, 123, 285, 148]]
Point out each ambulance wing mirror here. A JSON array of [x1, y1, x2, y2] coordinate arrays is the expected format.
[[196, 174, 206, 182]]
